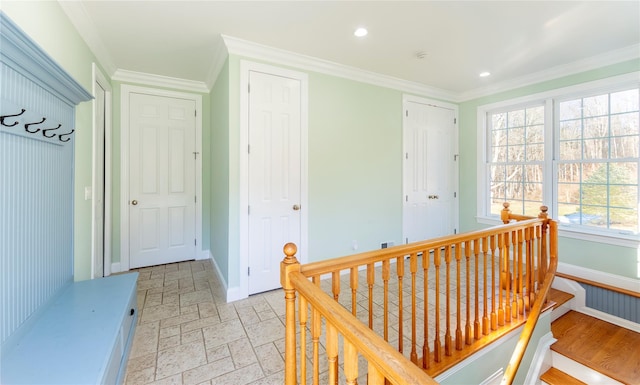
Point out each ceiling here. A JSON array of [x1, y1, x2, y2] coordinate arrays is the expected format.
[[59, 1, 639, 99]]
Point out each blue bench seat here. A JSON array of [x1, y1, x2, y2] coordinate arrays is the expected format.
[[1, 273, 138, 385]]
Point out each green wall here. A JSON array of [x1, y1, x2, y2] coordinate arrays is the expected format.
[[1, 1, 104, 281], [458, 59, 640, 279], [211, 59, 231, 284]]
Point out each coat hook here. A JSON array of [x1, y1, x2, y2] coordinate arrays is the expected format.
[[24, 117, 46, 133], [42, 124, 62, 138], [58, 129, 74, 142], [0, 109, 26, 127]]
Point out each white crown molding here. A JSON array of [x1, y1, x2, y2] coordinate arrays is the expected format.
[[221, 34, 459, 102], [57, 1, 116, 77], [205, 36, 229, 90], [111, 69, 209, 93], [459, 44, 640, 102]]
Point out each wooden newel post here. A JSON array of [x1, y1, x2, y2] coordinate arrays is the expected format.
[[501, 202, 511, 224], [538, 206, 549, 298], [281, 242, 300, 385]]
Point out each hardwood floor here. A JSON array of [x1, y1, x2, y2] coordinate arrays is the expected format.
[[551, 310, 640, 385]]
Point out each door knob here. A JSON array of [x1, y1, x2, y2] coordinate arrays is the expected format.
[[131, 200, 138, 206], [293, 204, 300, 211]]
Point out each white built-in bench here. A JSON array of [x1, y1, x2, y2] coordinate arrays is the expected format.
[[1, 273, 138, 385]]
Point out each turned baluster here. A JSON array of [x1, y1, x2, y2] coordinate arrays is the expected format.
[[397, 256, 405, 354], [444, 245, 453, 356], [504, 231, 512, 323], [299, 296, 308, 385], [490, 235, 498, 331], [515, 229, 524, 317], [455, 243, 463, 350], [367, 263, 375, 329], [524, 226, 533, 311], [326, 323, 338, 385], [382, 259, 390, 342], [344, 339, 358, 385], [312, 276, 321, 385], [473, 238, 481, 340], [464, 240, 472, 345], [410, 252, 418, 364], [497, 232, 506, 326], [332, 271, 340, 301], [511, 230, 519, 319], [422, 249, 431, 369], [482, 236, 489, 335], [433, 248, 442, 362], [350, 267, 358, 316]]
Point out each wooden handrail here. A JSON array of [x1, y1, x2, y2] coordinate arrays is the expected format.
[[290, 271, 439, 385], [300, 218, 542, 277], [555, 272, 640, 299]]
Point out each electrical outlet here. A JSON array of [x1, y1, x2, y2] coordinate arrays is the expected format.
[[352, 240, 358, 250]]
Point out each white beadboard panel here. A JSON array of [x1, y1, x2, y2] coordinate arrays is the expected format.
[[579, 282, 640, 323], [0, 13, 92, 346]]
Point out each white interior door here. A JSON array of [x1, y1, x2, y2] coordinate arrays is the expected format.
[[92, 80, 106, 278], [248, 70, 302, 294], [403, 99, 457, 243], [128, 93, 196, 268]]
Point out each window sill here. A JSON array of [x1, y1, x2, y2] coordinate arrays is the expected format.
[[476, 216, 640, 248]]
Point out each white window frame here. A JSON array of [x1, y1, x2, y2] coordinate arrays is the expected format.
[[477, 72, 640, 248]]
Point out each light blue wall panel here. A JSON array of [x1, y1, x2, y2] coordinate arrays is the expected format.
[[0, 12, 92, 346], [579, 283, 640, 323]]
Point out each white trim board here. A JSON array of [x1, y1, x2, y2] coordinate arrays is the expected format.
[[118, 85, 203, 272]]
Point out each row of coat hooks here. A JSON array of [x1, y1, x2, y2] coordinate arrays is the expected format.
[[1, 108, 74, 142]]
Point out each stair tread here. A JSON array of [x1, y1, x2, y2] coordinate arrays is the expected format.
[[540, 367, 587, 385], [549, 288, 574, 309], [551, 310, 640, 385]]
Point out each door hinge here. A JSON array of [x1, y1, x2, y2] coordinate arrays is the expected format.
[[405, 237, 409, 244], [195, 110, 197, 117], [248, 267, 250, 276], [193, 151, 199, 159], [454, 229, 457, 234], [454, 118, 457, 124], [405, 110, 408, 117], [248, 83, 250, 93], [248, 205, 250, 215], [454, 192, 457, 198], [195, 195, 197, 203], [405, 152, 409, 159], [194, 238, 197, 246], [454, 154, 459, 161], [248, 144, 250, 154]]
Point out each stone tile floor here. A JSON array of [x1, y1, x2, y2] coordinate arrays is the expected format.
[[124, 259, 287, 385]]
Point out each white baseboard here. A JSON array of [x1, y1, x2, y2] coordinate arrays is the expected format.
[[208, 250, 245, 303], [197, 249, 209, 260], [110, 262, 121, 274], [576, 306, 640, 333]]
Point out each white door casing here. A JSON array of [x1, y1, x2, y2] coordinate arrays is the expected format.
[[239, 61, 308, 298], [120, 85, 203, 272], [403, 95, 459, 243], [91, 63, 112, 278]]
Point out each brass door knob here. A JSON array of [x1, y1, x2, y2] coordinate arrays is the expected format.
[[293, 204, 300, 211], [131, 200, 138, 206]]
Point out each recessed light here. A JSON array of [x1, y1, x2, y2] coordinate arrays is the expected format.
[[479, 71, 491, 77], [354, 27, 368, 37]]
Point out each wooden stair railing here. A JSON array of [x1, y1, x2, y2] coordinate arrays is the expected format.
[[282, 204, 557, 385], [501, 204, 558, 385]]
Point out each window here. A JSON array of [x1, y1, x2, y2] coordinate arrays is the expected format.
[[478, 74, 640, 242], [487, 104, 545, 217], [557, 88, 639, 234]]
